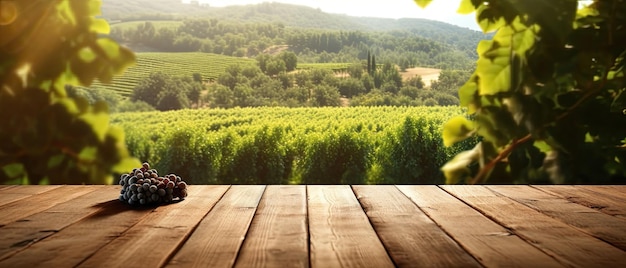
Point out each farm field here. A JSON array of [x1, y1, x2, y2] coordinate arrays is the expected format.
[[401, 67, 441, 87], [89, 52, 255, 96], [111, 106, 476, 185], [297, 63, 351, 72]]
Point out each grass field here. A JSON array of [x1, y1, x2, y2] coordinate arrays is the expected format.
[[90, 52, 255, 96]]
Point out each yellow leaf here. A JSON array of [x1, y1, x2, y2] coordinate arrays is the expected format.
[[96, 38, 120, 59], [90, 18, 110, 34], [79, 47, 97, 63], [443, 116, 475, 147], [413, 0, 433, 8], [457, 0, 475, 15]]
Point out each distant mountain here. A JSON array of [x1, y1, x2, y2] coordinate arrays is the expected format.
[[102, 1, 480, 32], [101, 1, 489, 52]]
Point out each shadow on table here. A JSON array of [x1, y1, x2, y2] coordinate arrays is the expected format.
[[87, 199, 184, 218]]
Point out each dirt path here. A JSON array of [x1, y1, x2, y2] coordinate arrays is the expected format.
[[401, 67, 441, 87]]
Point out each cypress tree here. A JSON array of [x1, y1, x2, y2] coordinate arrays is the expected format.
[[371, 55, 377, 73], [367, 51, 371, 74]]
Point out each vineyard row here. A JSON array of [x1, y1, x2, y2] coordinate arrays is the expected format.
[[111, 106, 476, 184]]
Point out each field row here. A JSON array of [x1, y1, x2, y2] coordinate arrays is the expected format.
[[111, 107, 476, 184], [90, 52, 256, 96]]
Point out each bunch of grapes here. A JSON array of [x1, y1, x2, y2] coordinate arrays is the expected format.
[[118, 162, 188, 206]]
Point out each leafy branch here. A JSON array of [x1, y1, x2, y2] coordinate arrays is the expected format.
[[436, 0, 626, 184]]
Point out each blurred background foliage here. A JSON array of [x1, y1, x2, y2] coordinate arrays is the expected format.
[[0, 0, 140, 184]]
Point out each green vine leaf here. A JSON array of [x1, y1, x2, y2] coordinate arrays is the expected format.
[[443, 116, 475, 147], [441, 143, 481, 184]]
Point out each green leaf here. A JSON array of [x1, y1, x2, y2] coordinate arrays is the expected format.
[[2, 163, 25, 179], [79, 146, 98, 162], [476, 5, 505, 33], [441, 143, 481, 184], [443, 116, 475, 147], [458, 78, 478, 113], [47, 154, 65, 168], [80, 113, 109, 141], [457, 0, 475, 15], [413, 0, 433, 8], [477, 53, 511, 95], [533, 140, 552, 153]]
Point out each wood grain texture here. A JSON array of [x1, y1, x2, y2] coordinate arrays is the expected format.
[[489, 185, 626, 251], [0, 186, 108, 259], [0, 185, 94, 226], [397, 185, 562, 267], [0, 185, 16, 191], [167, 185, 266, 268], [235, 185, 309, 268], [78, 186, 230, 268], [442, 185, 626, 267], [536, 186, 626, 218], [0, 185, 59, 208], [576, 185, 626, 203], [307, 185, 394, 268], [353, 185, 481, 268], [582, 186, 626, 202], [0, 190, 154, 267]]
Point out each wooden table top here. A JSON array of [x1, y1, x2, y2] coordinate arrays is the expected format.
[[0, 185, 624, 267]]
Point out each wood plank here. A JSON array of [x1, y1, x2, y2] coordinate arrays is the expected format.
[[0, 188, 155, 267], [536, 186, 626, 218], [0, 185, 94, 226], [0, 186, 107, 259], [0, 185, 16, 191], [490, 185, 626, 251], [307, 185, 394, 268], [575, 186, 626, 203], [0, 185, 60, 208], [234, 185, 308, 268], [397, 185, 562, 267], [353, 185, 480, 267], [166, 185, 266, 268], [78, 185, 230, 267], [442, 185, 626, 267]]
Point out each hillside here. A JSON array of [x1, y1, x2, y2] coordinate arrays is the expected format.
[[101, 0, 488, 50], [90, 53, 255, 96]]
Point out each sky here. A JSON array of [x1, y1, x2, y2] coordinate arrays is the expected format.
[[183, 0, 480, 30]]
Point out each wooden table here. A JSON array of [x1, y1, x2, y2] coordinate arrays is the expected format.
[[0, 185, 624, 267]]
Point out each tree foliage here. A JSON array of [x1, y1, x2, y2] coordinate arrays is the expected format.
[[436, 0, 626, 184], [131, 72, 202, 111], [0, 0, 140, 184]]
